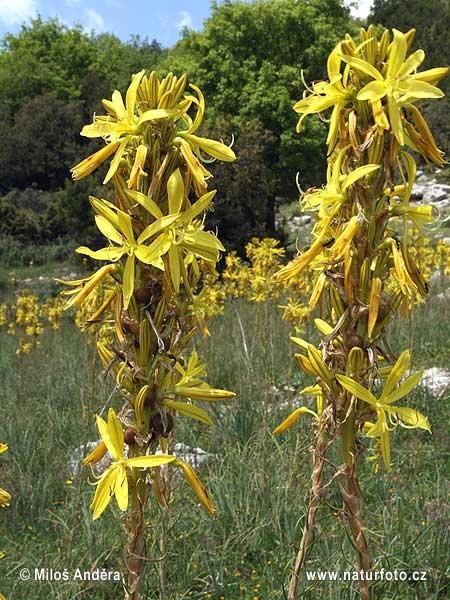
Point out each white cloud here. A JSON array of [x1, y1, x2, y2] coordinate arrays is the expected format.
[[0, 0, 38, 26], [177, 10, 192, 31], [85, 8, 105, 31]]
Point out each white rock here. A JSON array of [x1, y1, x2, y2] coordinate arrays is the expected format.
[[420, 368, 450, 397], [434, 289, 450, 301], [429, 270, 441, 285]]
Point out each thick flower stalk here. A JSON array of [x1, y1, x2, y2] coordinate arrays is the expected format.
[[60, 71, 236, 600], [275, 26, 446, 600]]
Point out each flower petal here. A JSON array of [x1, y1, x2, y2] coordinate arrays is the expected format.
[[91, 465, 118, 520], [383, 371, 423, 405], [114, 464, 129, 511], [385, 406, 431, 432], [336, 375, 377, 405]]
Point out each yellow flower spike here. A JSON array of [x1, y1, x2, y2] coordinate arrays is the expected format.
[[90, 408, 176, 520], [273, 406, 318, 435], [60, 69, 235, 593], [368, 277, 382, 339], [177, 460, 216, 515]]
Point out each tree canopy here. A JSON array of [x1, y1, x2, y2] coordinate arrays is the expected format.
[[0, 2, 447, 261]]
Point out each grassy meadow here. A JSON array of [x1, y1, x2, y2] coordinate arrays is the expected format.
[[0, 260, 449, 600]]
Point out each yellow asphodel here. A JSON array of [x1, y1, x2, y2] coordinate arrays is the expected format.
[[337, 350, 430, 471], [340, 29, 448, 145], [300, 146, 380, 217], [294, 44, 354, 153], [76, 206, 180, 308], [90, 409, 175, 520]]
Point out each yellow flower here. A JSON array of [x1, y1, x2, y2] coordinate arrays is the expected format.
[[90, 409, 175, 520], [337, 350, 430, 471], [341, 29, 448, 146], [294, 43, 354, 152]]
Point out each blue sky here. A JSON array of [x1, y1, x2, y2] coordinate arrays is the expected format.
[[0, 0, 373, 47]]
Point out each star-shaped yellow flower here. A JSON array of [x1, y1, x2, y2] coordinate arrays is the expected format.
[[89, 409, 175, 520], [337, 350, 431, 471]]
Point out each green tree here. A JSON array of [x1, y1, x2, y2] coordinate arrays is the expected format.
[[163, 0, 355, 200], [0, 17, 167, 253], [0, 92, 84, 192], [205, 119, 280, 255]]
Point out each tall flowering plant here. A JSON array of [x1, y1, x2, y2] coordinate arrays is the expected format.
[[275, 26, 447, 600], [59, 70, 236, 599]]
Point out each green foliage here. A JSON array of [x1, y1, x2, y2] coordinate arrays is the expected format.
[[0, 92, 83, 192], [204, 119, 280, 254], [0, 18, 166, 262], [0, 17, 166, 114], [163, 0, 355, 195], [0, 235, 77, 268]]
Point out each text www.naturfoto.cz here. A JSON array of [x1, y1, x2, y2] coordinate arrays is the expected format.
[[306, 569, 427, 582]]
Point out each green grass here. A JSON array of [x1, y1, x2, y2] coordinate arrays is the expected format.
[[0, 286, 449, 599]]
